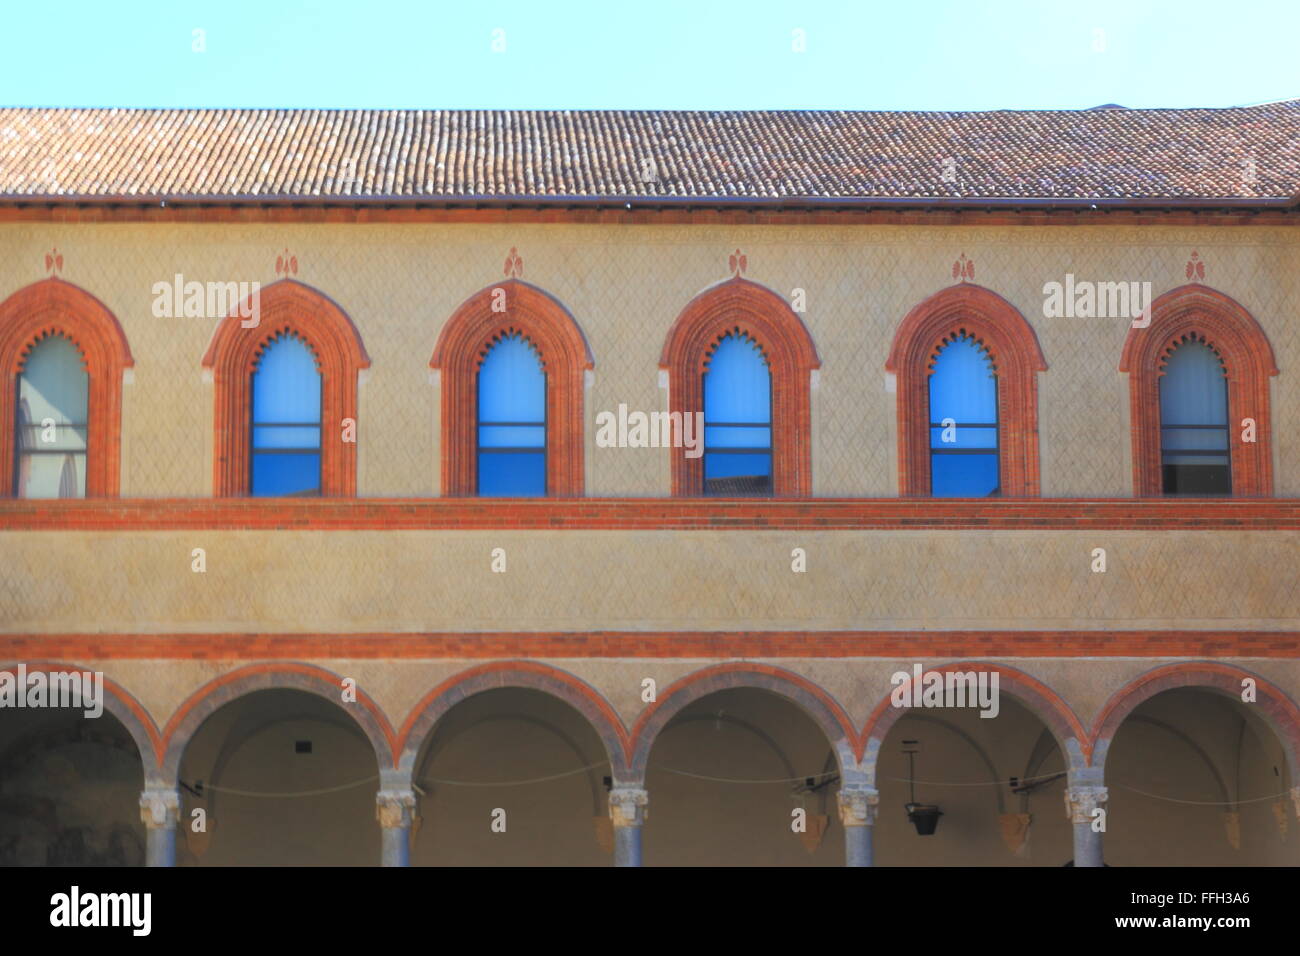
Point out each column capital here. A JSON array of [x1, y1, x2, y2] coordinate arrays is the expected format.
[[837, 786, 880, 827], [608, 787, 649, 828], [376, 789, 417, 829], [1064, 785, 1108, 824], [139, 788, 181, 830]]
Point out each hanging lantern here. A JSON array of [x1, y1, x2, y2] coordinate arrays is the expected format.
[[902, 741, 942, 836]]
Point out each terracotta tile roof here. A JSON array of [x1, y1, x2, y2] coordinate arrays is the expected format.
[[1, 105, 1298, 204]]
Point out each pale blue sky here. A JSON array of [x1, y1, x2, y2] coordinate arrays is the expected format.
[[3, 0, 1296, 110]]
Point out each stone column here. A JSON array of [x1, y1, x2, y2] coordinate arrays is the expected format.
[[139, 787, 181, 867], [837, 786, 880, 867], [376, 789, 418, 867], [1065, 784, 1108, 867], [608, 787, 649, 867]]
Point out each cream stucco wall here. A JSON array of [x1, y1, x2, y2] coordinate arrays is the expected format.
[[1, 527, 1294, 634]]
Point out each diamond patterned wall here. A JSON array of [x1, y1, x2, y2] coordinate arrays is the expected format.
[[0, 528, 1294, 634]]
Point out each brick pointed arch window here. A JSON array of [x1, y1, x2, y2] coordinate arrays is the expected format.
[[887, 284, 1047, 497], [661, 278, 820, 497], [0, 278, 133, 497], [1120, 284, 1277, 497], [430, 280, 593, 497], [202, 279, 369, 497]]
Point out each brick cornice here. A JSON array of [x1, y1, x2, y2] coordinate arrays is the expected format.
[[201, 279, 369, 497], [1, 204, 1296, 227], [431, 279, 593, 496], [887, 282, 1047, 497], [660, 277, 820, 496], [0, 496, 1295, 529], [1119, 283, 1278, 497], [0, 278, 133, 496]]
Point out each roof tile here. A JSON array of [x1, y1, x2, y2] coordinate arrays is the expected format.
[[0, 105, 1297, 203]]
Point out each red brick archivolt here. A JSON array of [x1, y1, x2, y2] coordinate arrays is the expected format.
[[0, 278, 133, 496], [660, 277, 820, 496], [886, 283, 1047, 497], [1119, 284, 1278, 497], [0, 660, 161, 772], [202, 279, 369, 497], [160, 662, 394, 779], [629, 662, 857, 776], [395, 661, 630, 775], [861, 661, 1090, 772], [1090, 662, 1300, 779], [431, 280, 593, 496]]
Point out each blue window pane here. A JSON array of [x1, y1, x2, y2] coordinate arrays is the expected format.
[[477, 334, 546, 495], [928, 425, 998, 450], [1158, 339, 1230, 492], [705, 452, 772, 481], [478, 452, 546, 496], [704, 334, 771, 496], [704, 425, 772, 449], [253, 425, 322, 449], [252, 335, 321, 424], [705, 335, 771, 423], [251, 333, 322, 496], [929, 334, 997, 431], [931, 453, 999, 497], [928, 334, 1000, 498], [1161, 427, 1229, 453], [478, 424, 546, 449], [252, 453, 322, 497], [15, 334, 89, 498], [1160, 340, 1228, 427], [478, 335, 545, 424]]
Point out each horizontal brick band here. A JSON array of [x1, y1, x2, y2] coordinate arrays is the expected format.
[[0, 497, 1296, 530], [2, 630, 1295, 659]]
